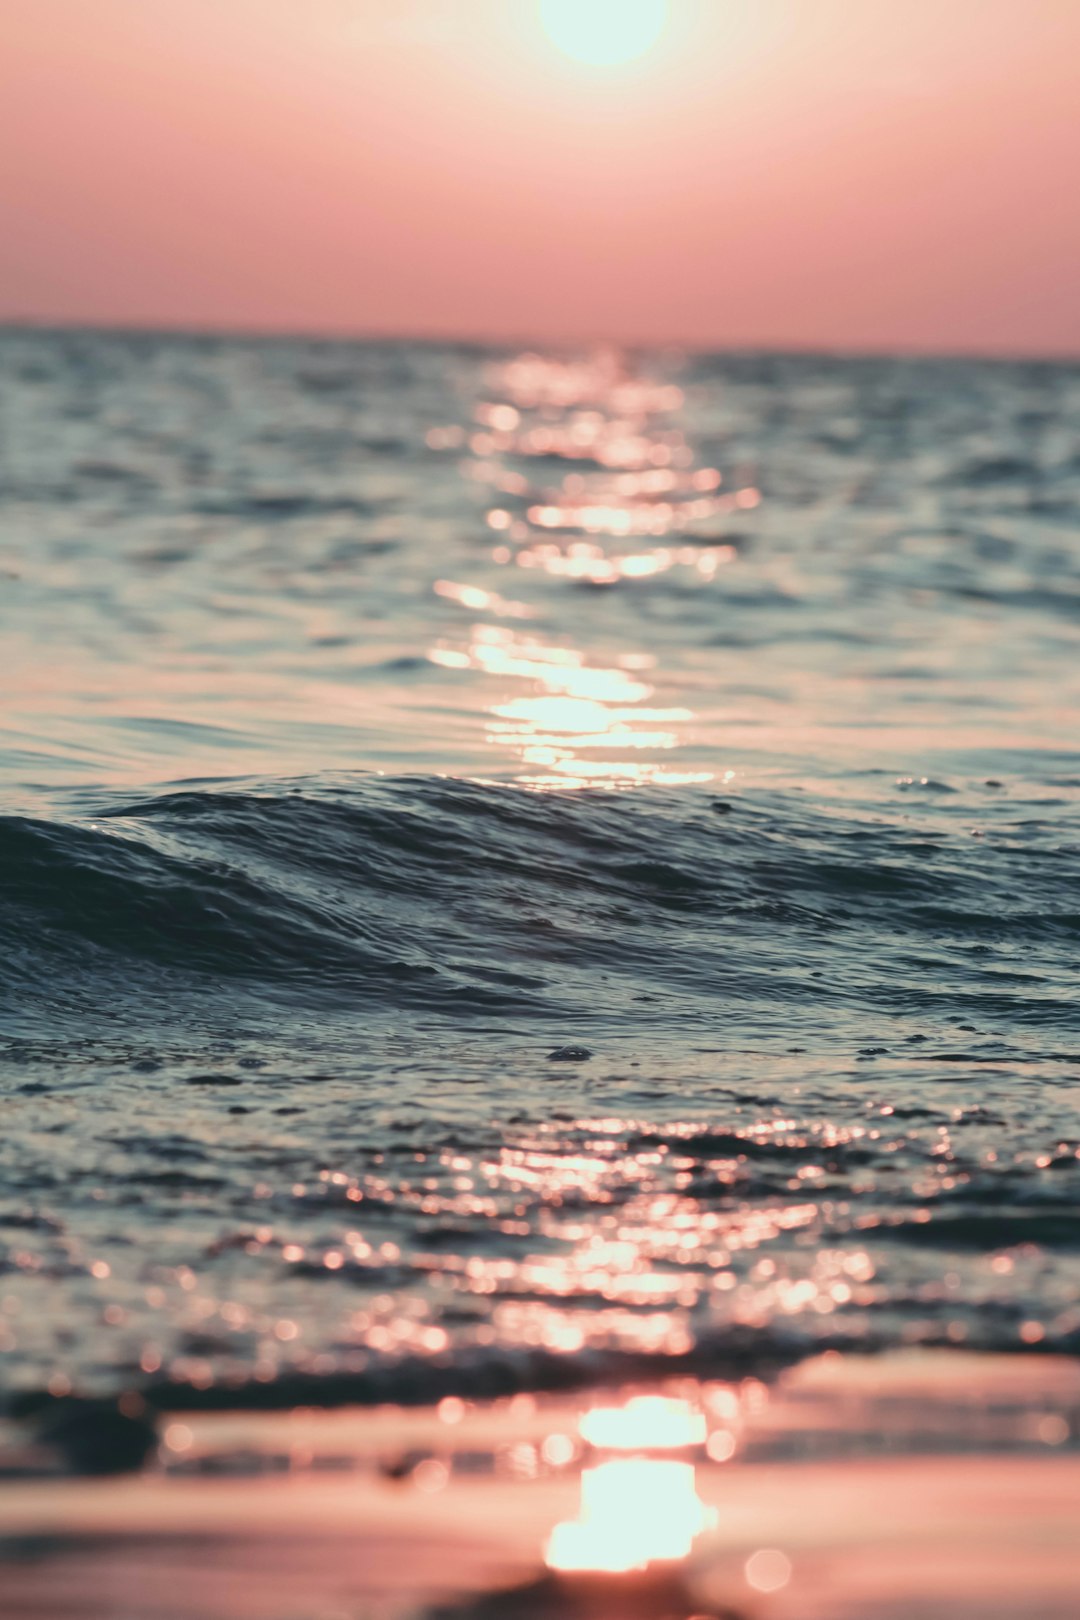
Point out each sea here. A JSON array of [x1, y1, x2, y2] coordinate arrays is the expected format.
[[2, 326, 1079, 1420]]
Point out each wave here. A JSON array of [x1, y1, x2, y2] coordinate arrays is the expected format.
[[3, 775, 1078, 1046]]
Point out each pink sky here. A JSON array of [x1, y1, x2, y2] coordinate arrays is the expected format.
[[2, 0, 1078, 354]]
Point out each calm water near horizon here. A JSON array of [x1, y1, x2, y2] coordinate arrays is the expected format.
[[2, 326, 1080, 1407]]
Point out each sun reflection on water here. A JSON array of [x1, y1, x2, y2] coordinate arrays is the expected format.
[[546, 1397, 714, 1574], [430, 623, 712, 788], [579, 1395, 707, 1451], [426, 349, 757, 788], [547, 1458, 711, 1573]]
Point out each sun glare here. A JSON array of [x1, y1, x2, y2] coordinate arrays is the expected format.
[[539, 0, 669, 67]]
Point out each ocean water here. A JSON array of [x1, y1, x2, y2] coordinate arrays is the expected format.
[[2, 328, 1080, 1407]]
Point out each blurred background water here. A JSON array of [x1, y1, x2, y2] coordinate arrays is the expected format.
[[2, 328, 1079, 1404]]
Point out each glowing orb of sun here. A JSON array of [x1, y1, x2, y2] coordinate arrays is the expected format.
[[539, 0, 669, 67]]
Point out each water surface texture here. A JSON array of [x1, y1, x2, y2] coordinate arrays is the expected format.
[[2, 329, 1079, 1401]]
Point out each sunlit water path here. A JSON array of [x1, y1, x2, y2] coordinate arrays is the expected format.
[[2, 328, 1080, 1410]]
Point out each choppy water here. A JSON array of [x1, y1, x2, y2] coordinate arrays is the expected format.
[[2, 328, 1080, 1404]]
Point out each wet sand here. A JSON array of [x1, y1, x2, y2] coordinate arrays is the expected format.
[[3, 1352, 1078, 1620]]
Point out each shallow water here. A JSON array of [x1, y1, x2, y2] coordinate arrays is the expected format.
[[2, 329, 1079, 1404], [3, 1355, 1080, 1620]]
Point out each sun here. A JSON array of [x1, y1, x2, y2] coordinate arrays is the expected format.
[[539, 0, 669, 67]]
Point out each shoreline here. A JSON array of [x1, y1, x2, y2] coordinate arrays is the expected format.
[[3, 1350, 1078, 1619]]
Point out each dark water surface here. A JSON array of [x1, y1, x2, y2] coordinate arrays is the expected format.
[[2, 329, 1079, 1402]]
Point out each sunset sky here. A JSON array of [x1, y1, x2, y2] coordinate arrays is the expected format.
[[2, 0, 1078, 355]]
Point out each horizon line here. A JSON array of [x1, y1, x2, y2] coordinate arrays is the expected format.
[[2, 313, 1079, 369]]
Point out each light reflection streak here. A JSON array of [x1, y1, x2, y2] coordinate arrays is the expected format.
[[546, 1397, 714, 1574], [433, 579, 534, 619], [509, 539, 732, 585], [547, 1458, 711, 1573], [429, 624, 711, 788], [300, 1113, 878, 1370], [579, 1395, 707, 1450], [425, 349, 755, 787], [107, 1103, 905, 1383]]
